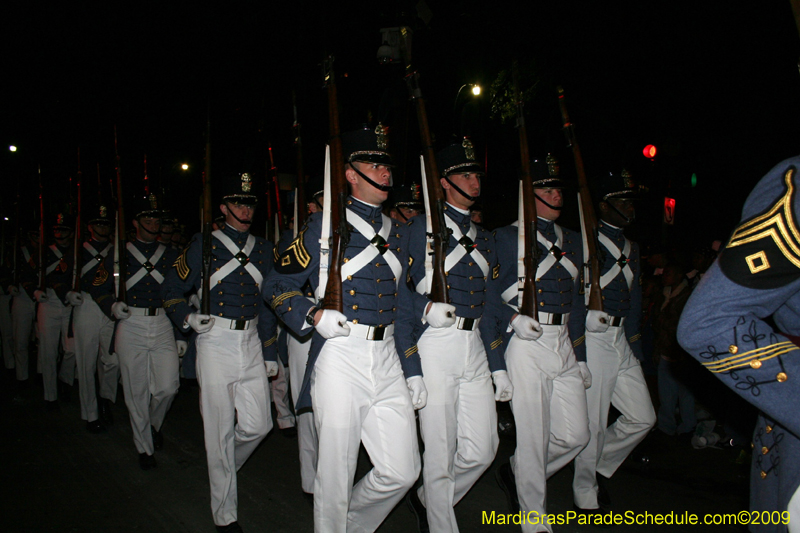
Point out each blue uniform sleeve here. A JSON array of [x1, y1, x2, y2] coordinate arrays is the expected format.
[[257, 240, 278, 362], [566, 230, 587, 362], [624, 242, 643, 361], [478, 229, 506, 373], [394, 218, 427, 378], [262, 216, 320, 337], [161, 234, 202, 332]]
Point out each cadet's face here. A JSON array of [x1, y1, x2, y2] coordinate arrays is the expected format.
[[89, 223, 111, 241], [534, 187, 563, 221], [348, 162, 392, 205], [602, 198, 635, 227], [53, 228, 73, 244], [442, 172, 481, 210], [134, 217, 161, 242], [221, 202, 255, 232]]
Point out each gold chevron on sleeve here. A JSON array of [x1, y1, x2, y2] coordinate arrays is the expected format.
[[628, 333, 642, 343], [163, 298, 185, 308], [490, 338, 504, 350], [573, 335, 586, 347], [174, 251, 191, 280], [726, 168, 800, 269], [282, 226, 311, 268], [404, 346, 418, 358], [702, 341, 799, 373], [270, 291, 302, 309], [263, 336, 277, 347]]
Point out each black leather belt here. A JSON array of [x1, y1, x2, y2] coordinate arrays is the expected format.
[[232, 319, 248, 330], [609, 316, 624, 327], [455, 316, 480, 331]]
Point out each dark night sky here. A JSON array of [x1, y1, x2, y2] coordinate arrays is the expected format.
[[2, 1, 800, 248]]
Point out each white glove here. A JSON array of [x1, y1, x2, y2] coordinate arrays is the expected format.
[[111, 301, 132, 320], [423, 302, 456, 329], [186, 313, 215, 333], [492, 370, 514, 402], [577, 361, 592, 389], [66, 291, 83, 306], [511, 314, 543, 341], [406, 376, 428, 410], [314, 309, 351, 339], [586, 310, 611, 333], [189, 294, 201, 310], [176, 340, 188, 357], [265, 361, 279, 377], [8, 285, 19, 297], [34, 290, 48, 303]]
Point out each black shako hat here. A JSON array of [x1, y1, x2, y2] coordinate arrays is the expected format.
[[393, 182, 424, 211], [596, 169, 640, 202], [87, 202, 114, 226], [436, 138, 484, 177], [52, 212, 75, 230], [131, 193, 163, 219], [531, 154, 567, 189], [341, 124, 394, 167], [221, 173, 259, 206]]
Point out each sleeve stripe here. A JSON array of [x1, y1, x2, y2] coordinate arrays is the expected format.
[[270, 291, 303, 309], [490, 338, 503, 350], [628, 333, 642, 343], [404, 346, 418, 358], [703, 341, 797, 369], [163, 298, 186, 308], [572, 335, 586, 347], [263, 336, 277, 348], [707, 345, 798, 373]]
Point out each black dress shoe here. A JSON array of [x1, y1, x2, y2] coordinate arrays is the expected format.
[[86, 420, 106, 434], [495, 463, 521, 514], [406, 489, 430, 533], [151, 426, 163, 451], [216, 521, 243, 532], [99, 398, 114, 425], [59, 381, 72, 402], [139, 453, 157, 470], [596, 473, 611, 509], [302, 491, 314, 508]]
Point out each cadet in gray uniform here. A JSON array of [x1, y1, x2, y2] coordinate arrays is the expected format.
[[678, 156, 800, 533]]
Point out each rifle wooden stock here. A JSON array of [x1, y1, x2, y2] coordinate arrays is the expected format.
[[406, 71, 449, 304], [73, 149, 83, 292], [557, 87, 603, 312], [321, 57, 347, 313], [114, 127, 128, 303], [293, 93, 307, 230], [513, 63, 539, 320], [201, 118, 212, 316], [38, 165, 45, 293]]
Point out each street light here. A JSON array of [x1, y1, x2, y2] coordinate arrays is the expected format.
[[453, 83, 483, 138], [181, 164, 189, 171], [9, 145, 17, 152], [471, 85, 481, 96]]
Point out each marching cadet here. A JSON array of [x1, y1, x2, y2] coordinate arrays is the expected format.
[[158, 211, 177, 249], [572, 172, 655, 514], [8, 229, 40, 387], [162, 173, 279, 533], [488, 158, 590, 531], [264, 126, 420, 533], [112, 195, 181, 470], [678, 156, 800, 533], [35, 212, 77, 408], [396, 139, 507, 533], [65, 202, 119, 432], [388, 182, 424, 223]]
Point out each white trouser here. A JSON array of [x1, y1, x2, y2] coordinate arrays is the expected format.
[[572, 326, 655, 509], [416, 323, 499, 533], [311, 332, 420, 533], [116, 314, 179, 455], [73, 294, 119, 421], [287, 329, 317, 493], [11, 289, 35, 381], [37, 288, 75, 401], [1, 294, 14, 370], [506, 326, 590, 533], [271, 326, 295, 429], [789, 485, 800, 533], [196, 321, 271, 527]]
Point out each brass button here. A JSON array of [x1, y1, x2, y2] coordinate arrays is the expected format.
[[729, 345, 738, 354], [469, 262, 474, 266], [751, 442, 755, 449], [762, 447, 769, 455], [219, 313, 223, 316], [750, 359, 762, 369], [766, 425, 773, 433], [392, 277, 396, 281], [347, 200, 352, 205], [470, 291, 474, 295], [347, 276, 353, 281], [287, 307, 291, 311], [379, 309, 383, 313], [761, 471, 767, 480], [375, 262, 381, 267], [378, 294, 383, 298], [469, 276, 473, 280], [539, 301, 544, 306], [352, 305, 358, 310], [376, 279, 380, 283], [219, 302, 224, 306], [241, 283, 245, 286], [777, 372, 788, 383], [343, 258, 349, 263], [349, 290, 355, 296], [538, 289, 543, 294], [240, 293, 245, 297], [353, 319, 359, 324], [218, 291, 223, 295]]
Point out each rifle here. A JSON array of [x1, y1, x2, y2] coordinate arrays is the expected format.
[[268, 143, 284, 235], [400, 31, 449, 303], [557, 87, 603, 313], [320, 56, 349, 313], [113, 127, 128, 303], [293, 92, 307, 233], [513, 63, 539, 320], [72, 148, 83, 292], [201, 117, 212, 315], [38, 165, 46, 293]]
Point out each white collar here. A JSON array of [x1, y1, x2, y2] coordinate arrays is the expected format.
[[446, 203, 470, 216]]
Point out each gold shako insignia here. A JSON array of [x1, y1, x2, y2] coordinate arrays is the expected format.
[[375, 123, 387, 150], [99, 205, 107, 218], [622, 169, 633, 188], [241, 173, 252, 193], [546, 154, 560, 177], [57, 213, 64, 225], [148, 193, 158, 210], [463, 138, 475, 161], [411, 182, 421, 201]]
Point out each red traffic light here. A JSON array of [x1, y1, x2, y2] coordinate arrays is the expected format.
[[643, 144, 657, 159]]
